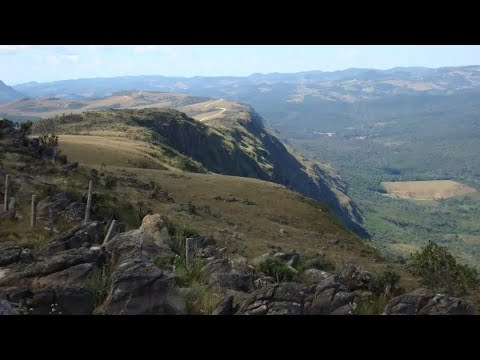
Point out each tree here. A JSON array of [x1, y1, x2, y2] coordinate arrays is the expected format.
[[408, 241, 479, 296], [19, 121, 33, 137]]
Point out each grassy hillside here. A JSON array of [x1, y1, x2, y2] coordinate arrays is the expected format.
[[0, 119, 414, 290], [25, 98, 365, 235]]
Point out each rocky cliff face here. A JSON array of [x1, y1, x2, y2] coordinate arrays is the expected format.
[[33, 107, 367, 236]]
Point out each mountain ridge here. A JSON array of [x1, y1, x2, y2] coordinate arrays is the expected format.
[[22, 92, 366, 236]]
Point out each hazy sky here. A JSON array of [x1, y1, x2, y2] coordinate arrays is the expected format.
[[1, 45, 480, 85]]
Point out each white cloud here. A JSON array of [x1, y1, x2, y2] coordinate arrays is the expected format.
[[87, 45, 105, 50], [47, 54, 80, 65], [0, 45, 32, 52]]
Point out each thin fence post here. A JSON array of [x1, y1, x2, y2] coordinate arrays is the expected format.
[[84, 180, 93, 223], [3, 174, 9, 212], [31, 194, 37, 230]]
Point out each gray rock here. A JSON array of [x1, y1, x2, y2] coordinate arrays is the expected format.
[[19, 249, 36, 264], [28, 286, 94, 315], [384, 288, 476, 315], [254, 276, 276, 288], [42, 222, 103, 255], [0, 299, 17, 315], [102, 262, 186, 315], [306, 276, 355, 315], [302, 269, 332, 284], [101, 229, 186, 315], [212, 295, 234, 315], [238, 282, 307, 315], [0, 287, 32, 303], [139, 214, 171, 245], [0, 245, 22, 266], [37, 192, 77, 217], [274, 250, 300, 267], [0, 247, 104, 288], [32, 263, 99, 288], [340, 264, 372, 290], [62, 202, 85, 221], [201, 258, 255, 292]]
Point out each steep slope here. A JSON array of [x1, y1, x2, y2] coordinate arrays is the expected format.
[[0, 80, 25, 104], [26, 94, 366, 235]]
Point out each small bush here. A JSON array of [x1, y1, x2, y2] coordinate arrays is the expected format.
[[258, 257, 297, 282], [86, 265, 112, 308], [173, 257, 207, 287], [352, 296, 387, 315], [408, 241, 480, 296], [19, 235, 51, 251], [186, 282, 225, 315], [104, 176, 117, 190], [369, 270, 404, 298], [300, 255, 336, 272]]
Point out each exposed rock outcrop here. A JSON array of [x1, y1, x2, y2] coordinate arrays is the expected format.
[[383, 288, 475, 315]]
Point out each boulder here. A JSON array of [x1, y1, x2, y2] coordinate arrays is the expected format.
[[200, 258, 255, 293], [340, 264, 372, 290], [37, 192, 77, 217], [302, 269, 332, 284], [0, 299, 17, 315], [139, 214, 171, 245], [212, 295, 234, 315], [27, 286, 94, 315], [62, 202, 85, 221], [101, 229, 186, 315], [305, 276, 355, 315], [0, 245, 22, 266], [42, 222, 103, 255], [32, 263, 99, 288], [384, 288, 475, 315], [19, 249, 36, 264], [273, 250, 301, 267], [237, 282, 307, 315], [102, 262, 186, 315], [0, 247, 104, 288]]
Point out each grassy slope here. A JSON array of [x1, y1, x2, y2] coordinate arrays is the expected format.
[[0, 127, 417, 292], [30, 103, 365, 235]]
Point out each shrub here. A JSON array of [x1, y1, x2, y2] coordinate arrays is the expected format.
[[369, 270, 404, 298], [258, 257, 297, 282], [298, 254, 336, 272], [352, 296, 387, 315], [104, 176, 117, 190], [86, 265, 112, 308], [408, 241, 480, 296]]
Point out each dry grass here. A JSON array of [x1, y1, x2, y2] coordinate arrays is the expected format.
[[58, 135, 169, 169], [0, 91, 244, 123], [459, 234, 480, 245], [382, 180, 477, 200], [390, 243, 421, 255]]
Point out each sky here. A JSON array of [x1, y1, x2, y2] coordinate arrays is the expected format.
[[1, 45, 480, 85]]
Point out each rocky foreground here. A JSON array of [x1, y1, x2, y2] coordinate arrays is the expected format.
[[0, 214, 475, 315]]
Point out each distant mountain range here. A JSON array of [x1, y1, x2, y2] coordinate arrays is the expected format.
[[0, 80, 25, 104], [7, 65, 480, 103]]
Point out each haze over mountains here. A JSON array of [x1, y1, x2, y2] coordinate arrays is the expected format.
[[7, 65, 480, 103], [0, 80, 24, 104]]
